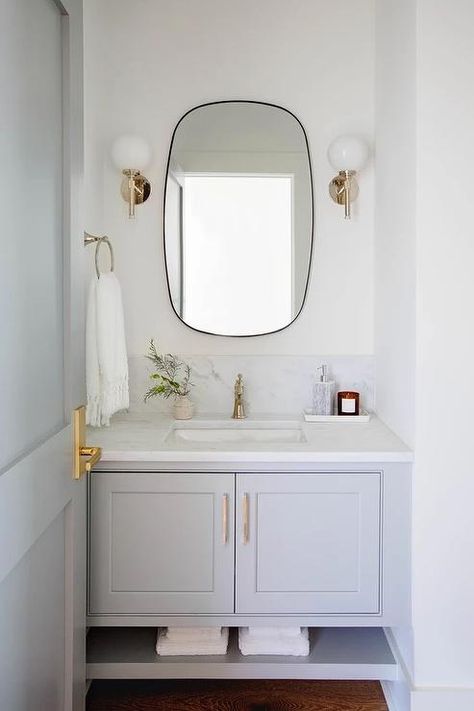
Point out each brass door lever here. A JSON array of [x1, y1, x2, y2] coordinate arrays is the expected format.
[[73, 406, 102, 480]]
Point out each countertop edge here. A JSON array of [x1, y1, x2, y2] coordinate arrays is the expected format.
[[98, 450, 413, 464]]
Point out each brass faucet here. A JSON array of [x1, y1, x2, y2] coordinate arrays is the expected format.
[[232, 373, 246, 419]]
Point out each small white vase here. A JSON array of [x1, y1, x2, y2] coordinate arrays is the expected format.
[[172, 395, 194, 420]]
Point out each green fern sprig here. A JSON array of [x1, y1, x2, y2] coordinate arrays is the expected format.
[[144, 340, 193, 401]]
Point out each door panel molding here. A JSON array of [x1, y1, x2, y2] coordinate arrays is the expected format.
[[0, 427, 73, 583]]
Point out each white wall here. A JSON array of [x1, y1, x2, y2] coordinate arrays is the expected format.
[[414, 0, 474, 690], [375, 0, 416, 451], [84, 0, 375, 357], [376, 0, 474, 704]]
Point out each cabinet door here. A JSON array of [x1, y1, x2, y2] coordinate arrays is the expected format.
[[89, 472, 234, 615], [236, 473, 381, 615]]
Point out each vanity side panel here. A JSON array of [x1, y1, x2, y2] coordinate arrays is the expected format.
[[381, 462, 411, 627]]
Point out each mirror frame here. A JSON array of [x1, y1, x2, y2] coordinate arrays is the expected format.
[[163, 100, 314, 337]]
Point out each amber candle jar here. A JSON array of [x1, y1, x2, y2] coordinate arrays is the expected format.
[[337, 390, 360, 416]]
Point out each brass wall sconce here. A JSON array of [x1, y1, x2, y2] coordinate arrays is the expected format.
[[111, 135, 152, 218], [327, 135, 369, 220]]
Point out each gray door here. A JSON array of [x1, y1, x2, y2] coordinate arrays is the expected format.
[[0, 1, 86, 709], [89, 472, 235, 615], [236, 473, 381, 615]]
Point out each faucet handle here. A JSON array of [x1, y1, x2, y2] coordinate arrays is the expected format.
[[235, 373, 244, 394], [232, 373, 246, 419]]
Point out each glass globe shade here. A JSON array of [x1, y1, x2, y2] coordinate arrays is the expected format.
[[111, 135, 151, 171], [327, 135, 369, 172]]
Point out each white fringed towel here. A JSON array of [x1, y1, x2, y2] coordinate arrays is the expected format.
[[156, 627, 229, 656], [86, 272, 129, 427]]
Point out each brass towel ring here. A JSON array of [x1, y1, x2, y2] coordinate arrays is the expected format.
[[94, 237, 114, 279], [84, 232, 114, 279]]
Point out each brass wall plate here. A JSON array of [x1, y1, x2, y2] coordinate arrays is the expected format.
[[120, 173, 152, 206], [329, 173, 359, 206]]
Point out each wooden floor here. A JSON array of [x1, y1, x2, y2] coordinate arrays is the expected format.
[[87, 679, 388, 710]]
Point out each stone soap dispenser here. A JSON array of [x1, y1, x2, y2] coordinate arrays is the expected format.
[[312, 364, 335, 416]]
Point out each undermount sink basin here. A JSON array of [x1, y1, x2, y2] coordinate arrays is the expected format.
[[167, 424, 307, 445]]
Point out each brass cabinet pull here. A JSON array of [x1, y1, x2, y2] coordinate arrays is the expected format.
[[243, 493, 249, 544], [73, 406, 102, 480], [222, 494, 229, 545]]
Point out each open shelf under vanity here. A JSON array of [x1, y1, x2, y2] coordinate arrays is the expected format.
[[86, 627, 398, 681]]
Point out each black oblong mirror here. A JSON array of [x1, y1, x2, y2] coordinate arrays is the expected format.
[[164, 101, 314, 337]]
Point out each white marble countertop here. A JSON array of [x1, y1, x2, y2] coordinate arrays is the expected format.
[[87, 411, 413, 464]]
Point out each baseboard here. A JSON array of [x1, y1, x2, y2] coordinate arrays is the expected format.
[[381, 676, 474, 711], [381, 628, 474, 711], [410, 688, 474, 711]]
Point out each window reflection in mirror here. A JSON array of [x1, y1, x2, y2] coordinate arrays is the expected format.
[[164, 102, 313, 337]]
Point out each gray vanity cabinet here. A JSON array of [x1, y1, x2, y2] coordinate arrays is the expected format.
[[89, 472, 234, 615], [89, 470, 384, 619], [235, 473, 381, 615]]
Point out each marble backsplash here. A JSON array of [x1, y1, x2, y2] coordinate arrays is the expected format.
[[128, 355, 375, 417]]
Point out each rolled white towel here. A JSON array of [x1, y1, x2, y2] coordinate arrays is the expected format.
[[156, 627, 229, 656], [247, 626, 302, 639], [239, 627, 310, 656], [165, 626, 223, 642]]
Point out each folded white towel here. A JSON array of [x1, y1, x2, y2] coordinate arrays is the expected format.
[[238, 627, 310, 656], [165, 626, 224, 642], [156, 627, 229, 656], [247, 626, 302, 639], [86, 272, 129, 427]]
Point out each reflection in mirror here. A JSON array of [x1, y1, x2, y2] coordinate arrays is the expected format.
[[164, 101, 313, 336]]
